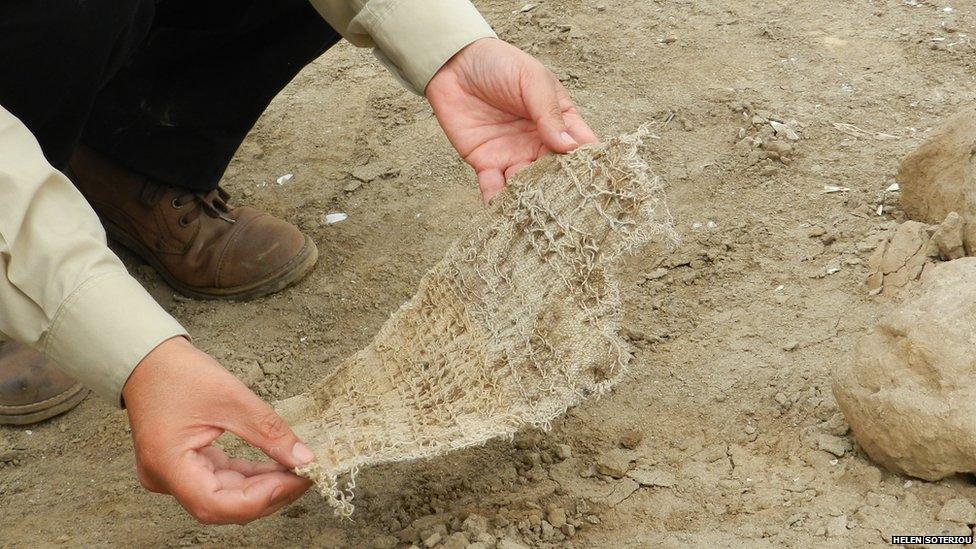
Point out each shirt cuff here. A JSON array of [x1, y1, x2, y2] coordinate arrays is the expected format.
[[352, 0, 497, 94], [40, 271, 187, 407]]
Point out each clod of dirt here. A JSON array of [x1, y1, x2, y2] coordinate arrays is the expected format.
[[899, 107, 976, 257], [932, 211, 966, 260], [595, 449, 637, 478], [938, 498, 976, 524], [865, 212, 976, 294], [834, 258, 976, 480], [817, 433, 852, 458], [618, 429, 644, 449]]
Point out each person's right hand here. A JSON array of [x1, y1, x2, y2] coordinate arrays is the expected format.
[[121, 336, 314, 524]]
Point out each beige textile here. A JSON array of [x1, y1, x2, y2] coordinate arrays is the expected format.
[[275, 131, 674, 516]]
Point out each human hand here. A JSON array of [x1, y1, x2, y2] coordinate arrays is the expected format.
[[122, 337, 314, 524], [426, 38, 598, 202]]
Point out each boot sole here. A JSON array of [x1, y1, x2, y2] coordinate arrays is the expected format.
[[104, 220, 319, 301], [0, 384, 89, 426]]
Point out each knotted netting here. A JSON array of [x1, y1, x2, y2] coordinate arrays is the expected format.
[[274, 130, 673, 516]]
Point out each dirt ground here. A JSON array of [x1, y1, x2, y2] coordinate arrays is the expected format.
[[5, 0, 976, 547]]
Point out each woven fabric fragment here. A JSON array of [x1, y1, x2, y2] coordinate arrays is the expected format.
[[274, 131, 673, 516]]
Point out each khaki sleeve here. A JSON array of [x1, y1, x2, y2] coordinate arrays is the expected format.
[[0, 106, 187, 406], [307, 0, 497, 94]]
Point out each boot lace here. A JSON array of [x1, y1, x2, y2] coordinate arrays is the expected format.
[[147, 186, 237, 227]]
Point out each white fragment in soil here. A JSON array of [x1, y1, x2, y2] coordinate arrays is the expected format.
[[692, 222, 703, 230], [325, 213, 348, 224], [774, 285, 785, 292], [825, 262, 841, 276], [276, 173, 294, 185], [877, 203, 884, 216], [823, 185, 850, 193], [516, 3, 536, 12], [707, 220, 718, 230], [886, 182, 900, 192], [769, 120, 801, 141]]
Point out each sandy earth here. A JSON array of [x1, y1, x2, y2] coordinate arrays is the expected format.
[[4, 0, 976, 547]]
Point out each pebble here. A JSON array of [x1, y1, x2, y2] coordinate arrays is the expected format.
[[595, 449, 636, 478], [645, 267, 669, 280], [371, 535, 398, 549], [554, 444, 572, 460], [817, 433, 852, 457], [546, 506, 567, 528], [238, 361, 264, 387], [422, 531, 442, 548], [938, 498, 976, 524], [462, 514, 489, 539], [440, 532, 468, 549], [619, 430, 643, 449]]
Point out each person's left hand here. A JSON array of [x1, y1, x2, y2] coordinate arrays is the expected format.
[[426, 38, 597, 202]]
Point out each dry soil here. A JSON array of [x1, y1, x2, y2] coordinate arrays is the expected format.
[[4, 0, 976, 547]]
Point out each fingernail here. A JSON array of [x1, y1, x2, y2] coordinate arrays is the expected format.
[[292, 442, 315, 465], [560, 132, 578, 147]]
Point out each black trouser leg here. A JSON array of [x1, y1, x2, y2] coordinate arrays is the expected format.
[[0, 0, 156, 169], [83, 0, 342, 192]]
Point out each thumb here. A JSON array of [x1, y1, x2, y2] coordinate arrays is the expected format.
[[522, 66, 579, 153], [226, 391, 316, 470]]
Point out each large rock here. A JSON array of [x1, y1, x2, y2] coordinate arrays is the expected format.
[[833, 258, 976, 480], [899, 108, 976, 252]]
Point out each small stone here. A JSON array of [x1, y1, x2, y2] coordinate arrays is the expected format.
[[595, 449, 636, 478], [371, 535, 398, 549], [619, 429, 643, 449], [817, 433, 852, 457], [762, 140, 793, 157], [645, 267, 669, 280], [462, 514, 489, 539], [238, 361, 264, 387], [440, 532, 468, 549], [261, 361, 284, 376], [826, 515, 848, 537], [938, 498, 976, 524], [561, 523, 576, 537], [540, 520, 555, 540], [343, 180, 363, 192], [554, 444, 572, 460], [546, 506, 567, 528], [422, 531, 442, 548]]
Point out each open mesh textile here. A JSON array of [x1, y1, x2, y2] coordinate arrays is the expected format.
[[274, 131, 673, 516]]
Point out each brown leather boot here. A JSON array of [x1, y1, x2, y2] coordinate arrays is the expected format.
[[68, 147, 318, 301], [0, 342, 88, 425]]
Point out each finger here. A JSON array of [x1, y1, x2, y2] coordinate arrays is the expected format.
[[555, 83, 599, 145], [521, 67, 579, 154], [477, 169, 506, 203], [504, 160, 533, 181], [564, 112, 599, 146], [220, 389, 316, 470]]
